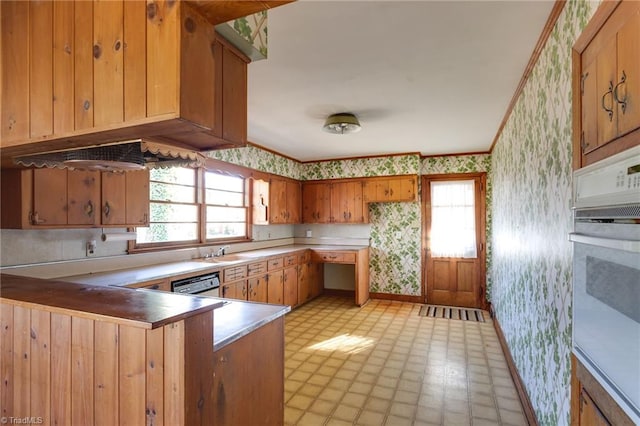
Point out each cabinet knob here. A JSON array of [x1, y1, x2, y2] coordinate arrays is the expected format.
[[85, 200, 94, 217], [103, 201, 111, 218]]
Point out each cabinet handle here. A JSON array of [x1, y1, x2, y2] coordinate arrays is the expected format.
[[601, 81, 614, 122], [30, 212, 46, 225], [348, 212, 352, 219], [580, 131, 587, 153], [140, 213, 148, 224], [389, 188, 394, 196], [85, 200, 94, 217], [343, 212, 347, 219], [103, 201, 111, 218], [613, 70, 627, 114]]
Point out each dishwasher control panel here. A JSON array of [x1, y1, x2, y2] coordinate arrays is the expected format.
[[171, 272, 220, 294]]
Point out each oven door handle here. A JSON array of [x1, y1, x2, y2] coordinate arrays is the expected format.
[[569, 233, 640, 253]]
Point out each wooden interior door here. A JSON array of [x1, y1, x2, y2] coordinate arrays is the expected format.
[[423, 174, 486, 309]]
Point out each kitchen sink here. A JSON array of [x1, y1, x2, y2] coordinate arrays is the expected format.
[[199, 254, 247, 264]]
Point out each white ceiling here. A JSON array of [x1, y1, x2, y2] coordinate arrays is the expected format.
[[247, 0, 555, 162]]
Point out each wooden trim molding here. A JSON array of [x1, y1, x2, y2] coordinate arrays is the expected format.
[[489, 0, 567, 153], [421, 150, 490, 159], [369, 292, 423, 304], [493, 316, 539, 426], [300, 151, 422, 164]]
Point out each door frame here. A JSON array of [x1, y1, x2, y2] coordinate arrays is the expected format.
[[420, 172, 487, 309]]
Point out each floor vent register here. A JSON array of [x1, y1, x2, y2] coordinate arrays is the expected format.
[[418, 305, 486, 322]]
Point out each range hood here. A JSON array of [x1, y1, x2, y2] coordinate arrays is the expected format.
[[13, 140, 207, 172]]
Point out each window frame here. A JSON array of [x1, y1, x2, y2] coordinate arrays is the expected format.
[[130, 159, 262, 253]]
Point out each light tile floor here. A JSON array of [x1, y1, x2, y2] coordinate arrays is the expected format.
[[284, 296, 528, 426]]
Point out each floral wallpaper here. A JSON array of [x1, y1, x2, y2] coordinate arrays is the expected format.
[[490, 1, 597, 425], [207, 146, 303, 180], [212, 148, 491, 297], [301, 155, 420, 180], [216, 11, 269, 61]]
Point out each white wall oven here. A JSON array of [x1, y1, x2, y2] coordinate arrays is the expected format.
[[571, 145, 640, 424]]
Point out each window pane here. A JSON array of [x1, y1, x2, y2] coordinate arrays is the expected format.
[[206, 223, 245, 239], [206, 206, 246, 222], [205, 172, 243, 191], [205, 189, 244, 206], [150, 167, 196, 185], [150, 203, 199, 222], [430, 180, 477, 258], [137, 223, 198, 243], [151, 182, 196, 203]]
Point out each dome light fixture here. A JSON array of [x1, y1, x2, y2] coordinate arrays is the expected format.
[[322, 112, 361, 135]]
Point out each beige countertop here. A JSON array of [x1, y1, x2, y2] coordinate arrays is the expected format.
[[60, 244, 369, 288]]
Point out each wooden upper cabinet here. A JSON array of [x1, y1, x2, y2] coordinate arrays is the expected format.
[[574, 0, 640, 168], [68, 170, 101, 225], [1, 0, 252, 162], [330, 181, 365, 223], [0, 168, 148, 229], [252, 177, 301, 224], [363, 175, 417, 203], [302, 182, 332, 223]]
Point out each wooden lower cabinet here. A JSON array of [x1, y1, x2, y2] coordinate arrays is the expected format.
[[221, 280, 247, 300], [283, 265, 298, 307], [213, 318, 284, 425], [267, 270, 284, 305], [248, 275, 268, 303], [571, 354, 635, 426]]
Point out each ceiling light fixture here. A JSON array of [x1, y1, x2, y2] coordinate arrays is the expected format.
[[322, 112, 361, 135]]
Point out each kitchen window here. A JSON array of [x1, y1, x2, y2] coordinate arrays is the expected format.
[[135, 166, 248, 247]]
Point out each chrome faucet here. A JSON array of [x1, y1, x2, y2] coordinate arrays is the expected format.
[[215, 245, 231, 257]]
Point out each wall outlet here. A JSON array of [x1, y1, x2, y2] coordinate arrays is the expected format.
[[306, 229, 312, 238], [86, 240, 97, 257]]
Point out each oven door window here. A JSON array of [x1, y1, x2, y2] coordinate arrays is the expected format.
[[573, 238, 640, 418]]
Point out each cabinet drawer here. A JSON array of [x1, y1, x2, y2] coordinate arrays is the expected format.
[[223, 265, 247, 282], [247, 261, 267, 277], [126, 278, 171, 292], [298, 251, 311, 263], [267, 257, 284, 270], [284, 255, 297, 266], [312, 251, 356, 263]]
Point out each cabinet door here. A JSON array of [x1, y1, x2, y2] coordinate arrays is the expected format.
[[221, 280, 247, 300], [68, 170, 100, 225], [269, 178, 287, 223], [125, 169, 149, 225], [252, 178, 269, 225], [388, 176, 417, 201], [309, 263, 324, 298], [579, 388, 611, 426], [297, 263, 311, 303], [267, 270, 284, 305], [596, 36, 618, 147], [248, 275, 267, 303], [101, 172, 126, 225], [616, 10, 640, 137], [302, 182, 331, 223], [283, 266, 298, 307], [33, 168, 68, 225], [221, 42, 248, 145], [286, 180, 301, 223], [581, 59, 599, 154]]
